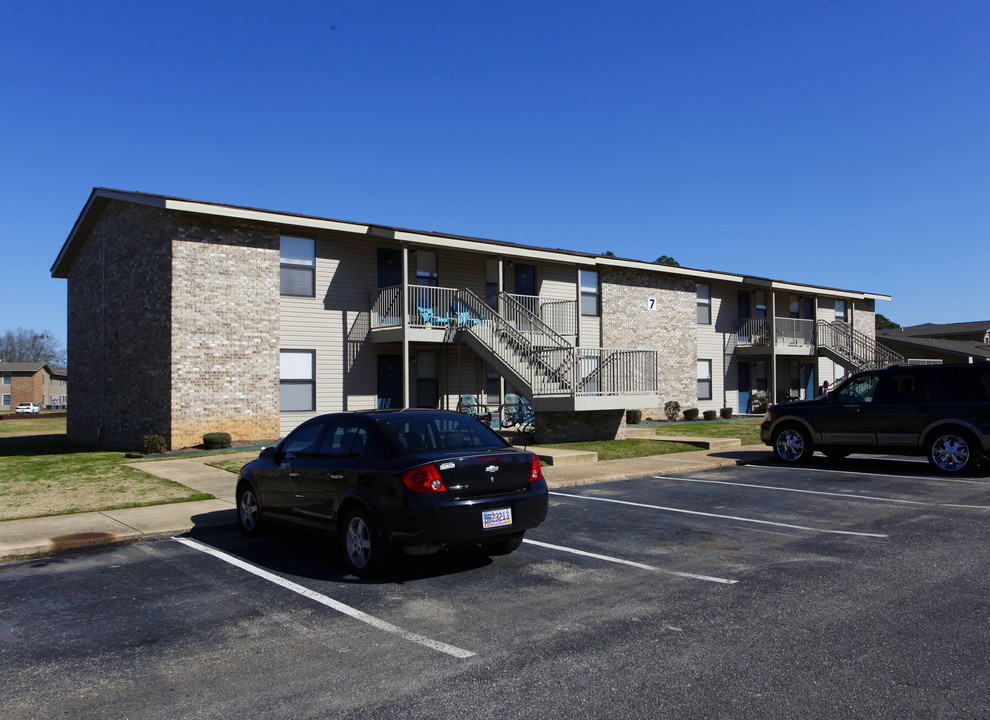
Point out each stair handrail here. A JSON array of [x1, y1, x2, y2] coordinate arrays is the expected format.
[[454, 289, 574, 395], [816, 320, 904, 370], [495, 291, 572, 350]]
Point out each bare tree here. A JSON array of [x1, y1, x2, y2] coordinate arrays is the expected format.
[[0, 328, 66, 366]]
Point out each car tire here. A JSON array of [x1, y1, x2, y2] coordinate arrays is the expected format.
[[927, 429, 980, 474], [772, 425, 813, 463], [341, 506, 392, 577], [237, 484, 264, 536], [483, 533, 524, 556]]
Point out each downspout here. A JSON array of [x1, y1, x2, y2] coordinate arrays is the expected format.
[[401, 243, 410, 408], [769, 291, 777, 405]]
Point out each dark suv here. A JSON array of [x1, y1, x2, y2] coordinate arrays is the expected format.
[[760, 363, 990, 473]]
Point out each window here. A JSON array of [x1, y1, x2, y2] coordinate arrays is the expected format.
[[415, 250, 438, 287], [754, 291, 767, 319], [280, 350, 315, 412], [697, 359, 712, 400], [280, 236, 315, 297], [1, 372, 10, 385], [485, 258, 499, 308], [1, 394, 10, 407], [835, 300, 847, 321], [697, 284, 711, 324], [319, 421, 369, 459], [580, 270, 600, 317], [416, 352, 439, 409], [281, 420, 328, 458]]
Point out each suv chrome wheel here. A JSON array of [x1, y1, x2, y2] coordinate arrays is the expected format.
[[773, 426, 811, 463], [929, 432, 976, 474]]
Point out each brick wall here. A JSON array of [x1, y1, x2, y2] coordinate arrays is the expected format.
[[600, 267, 696, 413], [170, 215, 280, 448], [66, 201, 173, 448], [10, 371, 42, 407]]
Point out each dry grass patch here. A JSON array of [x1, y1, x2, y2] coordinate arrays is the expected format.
[[0, 434, 212, 521]]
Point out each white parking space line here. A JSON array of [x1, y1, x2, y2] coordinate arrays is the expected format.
[[738, 463, 990, 486], [174, 537, 475, 659], [649, 476, 990, 510], [550, 491, 888, 538], [523, 539, 738, 585]]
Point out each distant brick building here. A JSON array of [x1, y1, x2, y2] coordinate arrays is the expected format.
[[0, 362, 67, 411], [52, 188, 889, 450]]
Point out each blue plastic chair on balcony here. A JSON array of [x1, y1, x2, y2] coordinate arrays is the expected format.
[[417, 306, 449, 329], [452, 301, 483, 328]]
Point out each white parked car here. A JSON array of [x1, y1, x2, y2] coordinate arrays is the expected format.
[[15, 402, 40, 414]]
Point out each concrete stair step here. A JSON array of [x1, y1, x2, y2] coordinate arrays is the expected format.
[[626, 427, 742, 450], [526, 446, 598, 466]]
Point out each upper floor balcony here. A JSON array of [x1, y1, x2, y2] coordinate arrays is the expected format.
[[736, 317, 816, 356]]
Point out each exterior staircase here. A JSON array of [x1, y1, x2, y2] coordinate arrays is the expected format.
[[451, 289, 657, 411], [816, 320, 904, 372]]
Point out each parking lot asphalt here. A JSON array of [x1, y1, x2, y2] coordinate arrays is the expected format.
[[0, 446, 763, 560]]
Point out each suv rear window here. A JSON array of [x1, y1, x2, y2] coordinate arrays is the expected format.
[[941, 366, 990, 402]]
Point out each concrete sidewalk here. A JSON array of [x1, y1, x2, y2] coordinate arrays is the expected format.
[[0, 446, 770, 560]]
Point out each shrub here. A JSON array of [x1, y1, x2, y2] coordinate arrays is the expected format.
[[142, 434, 167, 455], [703, 410, 717, 421], [203, 432, 232, 450], [626, 409, 643, 425], [663, 400, 681, 422], [683, 407, 700, 421], [720, 407, 733, 419]]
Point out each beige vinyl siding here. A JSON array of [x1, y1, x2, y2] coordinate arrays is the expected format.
[[696, 283, 735, 411], [538, 263, 577, 299], [279, 231, 377, 436]]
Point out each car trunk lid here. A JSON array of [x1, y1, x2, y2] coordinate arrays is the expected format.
[[432, 450, 534, 499]]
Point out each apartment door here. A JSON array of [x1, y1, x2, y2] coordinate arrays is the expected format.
[[377, 248, 401, 287], [377, 355, 403, 409], [738, 363, 751, 414]]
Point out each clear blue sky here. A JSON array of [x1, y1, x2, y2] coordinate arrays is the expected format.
[[3, 0, 988, 352]]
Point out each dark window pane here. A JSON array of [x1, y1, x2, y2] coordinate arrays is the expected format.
[[281, 266, 314, 296]]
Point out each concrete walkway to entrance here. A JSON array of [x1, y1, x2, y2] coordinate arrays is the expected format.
[[0, 446, 770, 560]]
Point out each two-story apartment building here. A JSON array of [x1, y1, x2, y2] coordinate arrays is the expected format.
[[51, 189, 891, 449], [0, 362, 67, 411]]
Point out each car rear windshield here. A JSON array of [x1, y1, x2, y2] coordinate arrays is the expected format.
[[377, 415, 509, 453]]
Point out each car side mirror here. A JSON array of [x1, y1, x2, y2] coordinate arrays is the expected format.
[[259, 446, 276, 462]]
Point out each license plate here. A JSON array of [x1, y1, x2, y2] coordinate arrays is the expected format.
[[482, 507, 512, 529]]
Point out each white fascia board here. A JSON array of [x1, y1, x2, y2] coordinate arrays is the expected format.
[[392, 230, 598, 265], [770, 280, 891, 302], [600, 257, 742, 283], [164, 199, 370, 235]]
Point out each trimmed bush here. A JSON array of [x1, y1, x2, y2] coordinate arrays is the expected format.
[[203, 432, 232, 450], [683, 407, 700, 421], [703, 410, 717, 421], [142, 434, 167, 455], [663, 401, 681, 422], [720, 407, 734, 419], [626, 409, 643, 425]]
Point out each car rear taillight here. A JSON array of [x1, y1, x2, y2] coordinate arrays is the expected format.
[[401, 464, 447, 493], [530, 455, 543, 483]]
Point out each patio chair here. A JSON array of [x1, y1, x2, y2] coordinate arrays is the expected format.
[[452, 301, 483, 328], [499, 393, 535, 432], [456, 394, 492, 424], [416, 306, 449, 329]]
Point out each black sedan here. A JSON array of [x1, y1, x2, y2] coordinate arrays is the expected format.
[[236, 409, 549, 576]]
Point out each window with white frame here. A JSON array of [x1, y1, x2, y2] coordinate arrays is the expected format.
[[280, 236, 315, 297], [697, 284, 711, 324], [1, 372, 10, 385], [835, 299, 847, 321], [697, 359, 712, 400], [580, 270, 599, 316], [1, 393, 10, 407], [280, 350, 315, 412]]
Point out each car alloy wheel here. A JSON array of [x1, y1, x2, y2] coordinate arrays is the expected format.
[[237, 487, 261, 535], [773, 426, 811, 463], [929, 432, 976, 474], [341, 507, 391, 577]]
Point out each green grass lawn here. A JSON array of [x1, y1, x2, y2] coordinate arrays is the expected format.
[[207, 458, 252, 474], [653, 418, 764, 446], [0, 429, 213, 521], [0, 416, 67, 435], [539, 438, 700, 460]]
